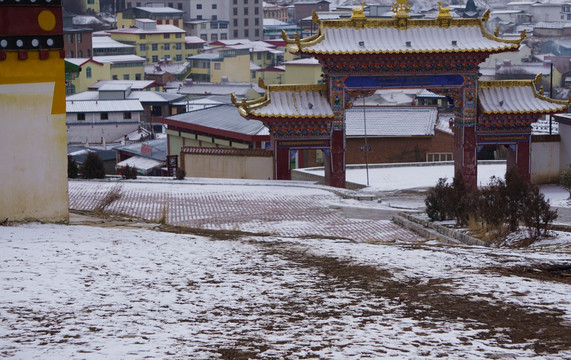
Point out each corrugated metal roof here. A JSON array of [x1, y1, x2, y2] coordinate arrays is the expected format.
[[67, 90, 185, 103], [66, 100, 144, 113], [165, 104, 268, 136], [345, 107, 437, 137], [116, 156, 163, 174], [109, 24, 184, 34], [113, 138, 166, 161]]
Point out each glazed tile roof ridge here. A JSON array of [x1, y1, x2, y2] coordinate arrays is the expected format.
[[479, 75, 570, 114], [283, 7, 523, 55], [232, 82, 334, 119], [181, 147, 273, 157]]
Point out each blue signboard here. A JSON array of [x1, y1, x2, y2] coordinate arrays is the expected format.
[[344, 75, 465, 89]]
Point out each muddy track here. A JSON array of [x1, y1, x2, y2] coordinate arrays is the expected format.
[[247, 241, 571, 357]]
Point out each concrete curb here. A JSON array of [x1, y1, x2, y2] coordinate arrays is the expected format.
[[393, 212, 490, 247]]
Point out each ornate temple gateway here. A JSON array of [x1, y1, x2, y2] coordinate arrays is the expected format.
[[233, 1, 569, 188]]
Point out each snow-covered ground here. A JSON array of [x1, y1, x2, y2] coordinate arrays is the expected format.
[[1, 164, 570, 359], [1, 223, 570, 359]]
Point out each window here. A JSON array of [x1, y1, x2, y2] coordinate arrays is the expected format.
[[164, 34, 170, 39], [255, 0, 258, 3], [175, 43, 182, 50], [140, 44, 146, 51], [255, 29, 259, 37], [197, 15, 202, 20], [200, 34, 207, 41], [244, 0, 248, 3], [211, 33, 217, 41], [255, 18, 259, 26], [87, 0, 94, 3], [233, 19, 238, 26], [244, 29, 249, 37], [213, 3, 217, 9], [233, 8, 238, 15], [152, 55, 158, 62], [257, 53, 261, 60], [135, 73, 141, 80], [221, 33, 227, 40], [124, 112, 132, 119], [177, 3, 182, 9], [214, 63, 221, 70], [77, 113, 85, 121], [175, 54, 182, 61], [113, 75, 118, 80], [168, 3, 173, 7], [196, 4, 202, 9], [86, 66, 92, 78], [123, 74, 129, 80], [78, 50, 82, 57], [175, 33, 182, 38], [255, 7, 259, 15], [152, 43, 158, 51], [200, 23, 206, 29], [69, 51, 74, 58], [233, 0, 237, 3], [244, 18, 248, 26], [139, 34, 146, 39], [212, 15, 217, 21], [100, 112, 109, 120], [163, 43, 170, 50], [233, 30, 238, 38], [77, 33, 82, 43], [87, 49, 91, 58], [244, 7, 248, 15]]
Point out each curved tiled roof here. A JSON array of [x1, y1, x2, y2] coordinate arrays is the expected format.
[[479, 75, 570, 115], [283, 6, 523, 55], [232, 82, 334, 119]]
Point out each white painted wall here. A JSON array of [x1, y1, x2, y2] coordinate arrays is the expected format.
[[560, 122, 571, 172], [0, 83, 68, 222], [66, 112, 141, 144], [531, 140, 560, 184]]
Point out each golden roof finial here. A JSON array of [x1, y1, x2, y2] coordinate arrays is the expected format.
[[392, 0, 411, 18], [351, 3, 366, 20], [437, 2, 452, 19]]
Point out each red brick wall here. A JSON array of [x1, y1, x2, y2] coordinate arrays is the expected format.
[[346, 130, 454, 164]]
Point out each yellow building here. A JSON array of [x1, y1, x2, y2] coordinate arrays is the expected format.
[[109, 20, 186, 64], [84, 0, 100, 14], [188, 48, 251, 83], [283, 57, 323, 84], [94, 55, 146, 81], [117, 7, 184, 30], [66, 58, 111, 94], [1, 3, 69, 222]]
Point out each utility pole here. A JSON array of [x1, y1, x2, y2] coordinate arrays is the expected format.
[[549, 61, 553, 135]]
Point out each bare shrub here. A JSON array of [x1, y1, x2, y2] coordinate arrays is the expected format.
[[94, 185, 123, 213]]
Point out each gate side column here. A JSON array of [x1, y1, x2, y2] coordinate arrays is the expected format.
[[454, 74, 478, 189], [325, 76, 346, 188]]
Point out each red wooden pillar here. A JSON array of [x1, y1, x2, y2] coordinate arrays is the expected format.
[[506, 141, 531, 183], [274, 144, 290, 180], [454, 124, 477, 189], [325, 129, 345, 188]]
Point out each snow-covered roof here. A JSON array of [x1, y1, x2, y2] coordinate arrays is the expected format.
[[282, 57, 320, 66], [185, 36, 207, 44], [116, 156, 164, 174], [92, 36, 134, 49], [66, 100, 144, 113], [134, 6, 184, 14], [93, 55, 146, 64], [89, 80, 159, 90], [164, 104, 269, 137], [108, 24, 184, 35], [67, 90, 184, 103], [345, 107, 437, 137], [479, 78, 569, 114], [233, 83, 333, 120], [285, 8, 523, 55]]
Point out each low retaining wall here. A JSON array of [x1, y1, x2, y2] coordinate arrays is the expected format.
[[396, 212, 489, 247]]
